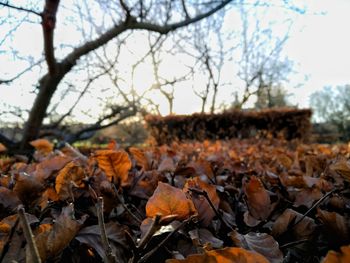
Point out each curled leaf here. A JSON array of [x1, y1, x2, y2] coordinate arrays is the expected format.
[[322, 245, 350, 263]]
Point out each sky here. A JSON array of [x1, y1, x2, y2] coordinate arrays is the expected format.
[[284, 0, 350, 107], [1, 0, 350, 122]]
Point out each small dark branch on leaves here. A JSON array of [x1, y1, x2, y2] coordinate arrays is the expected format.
[[0, 1, 42, 16], [291, 188, 338, 229], [112, 184, 142, 224], [280, 238, 310, 249], [96, 197, 116, 263], [64, 142, 88, 163], [138, 214, 162, 250], [189, 187, 234, 230], [138, 215, 196, 263], [18, 205, 41, 263]]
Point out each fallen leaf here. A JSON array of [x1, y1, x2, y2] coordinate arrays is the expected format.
[[129, 147, 150, 171], [76, 221, 129, 261], [146, 182, 196, 220], [158, 157, 176, 173], [55, 161, 86, 200], [329, 158, 350, 181], [35, 155, 73, 181], [184, 177, 220, 226], [0, 143, 6, 152], [317, 208, 349, 245], [229, 230, 283, 263], [30, 138, 54, 154], [322, 245, 350, 263], [13, 172, 45, 206], [271, 208, 316, 240], [95, 150, 132, 185], [31, 204, 86, 262], [166, 247, 269, 263], [188, 228, 223, 249], [0, 186, 21, 218], [244, 176, 272, 221]]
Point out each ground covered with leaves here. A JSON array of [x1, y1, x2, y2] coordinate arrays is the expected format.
[[0, 138, 349, 263]]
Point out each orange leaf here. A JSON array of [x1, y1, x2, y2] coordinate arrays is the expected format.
[[244, 176, 272, 221], [146, 182, 196, 220], [55, 161, 86, 201], [322, 245, 350, 263], [166, 247, 269, 263], [95, 150, 131, 185], [329, 158, 350, 181], [0, 143, 7, 152], [129, 147, 150, 170], [30, 139, 54, 154]]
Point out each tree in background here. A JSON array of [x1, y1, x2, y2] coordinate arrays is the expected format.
[[0, 0, 232, 152], [233, 2, 294, 109], [310, 85, 350, 141]]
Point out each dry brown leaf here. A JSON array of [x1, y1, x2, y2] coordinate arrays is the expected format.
[[13, 173, 45, 206], [0, 186, 21, 218], [188, 228, 223, 249], [146, 182, 196, 220], [317, 208, 349, 244], [244, 176, 272, 221], [0, 143, 7, 153], [95, 150, 132, 185], [35, 155, 73, 181], [158, 157, 176, 173], [184, 177, 220, 226], [31, 204, 86, 262], [55, 161, 86, 200], [322, 245, 350, 263], [30, 138, 54, 154], [166, 247, 269, 263], [329, 158, 350, 181], [229, 230, 283, 263], [271, 208, 316, 240], [129, 147, 150, 171]]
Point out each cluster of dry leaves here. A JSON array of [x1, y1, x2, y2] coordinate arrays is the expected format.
[[0, 138, 349, 262]]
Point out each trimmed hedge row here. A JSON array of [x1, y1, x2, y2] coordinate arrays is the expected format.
[[145, 108, 312, 144]]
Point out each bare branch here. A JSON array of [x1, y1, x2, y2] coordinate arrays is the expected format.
[[0, 1, 42, 16]]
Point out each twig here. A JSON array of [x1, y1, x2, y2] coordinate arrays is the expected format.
[[0, 1, 42, 16], [17, 206, 41, 263], [64, 142, 88, 162], [279, 239, 309, 249], [291, 188, 337, 228], [189, 188, 233, 230], [138, 215, 196, 263], [112, 184, 142, 224], [137, 214, 161, 250], [96, 197, 116, 263]]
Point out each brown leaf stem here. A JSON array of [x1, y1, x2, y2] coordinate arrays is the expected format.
[[138, 215, 196, 263], [96, 197, 116, 263], [189, 187, 234, 230], [17, 206, 41, 263], [138, 214, 162, 250]]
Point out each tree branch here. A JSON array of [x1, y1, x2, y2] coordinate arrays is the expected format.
[[42, 0, 60, 75], [0, 1, 42, 16]]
